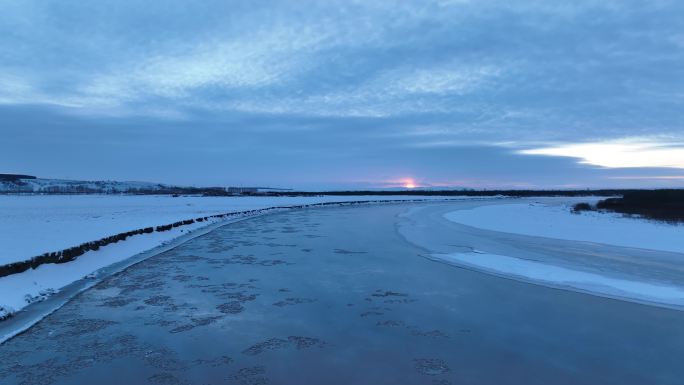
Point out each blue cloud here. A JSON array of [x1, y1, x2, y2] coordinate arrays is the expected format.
[[1, 1, 683, 187]]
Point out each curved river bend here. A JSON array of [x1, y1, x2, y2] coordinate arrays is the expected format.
[[1, 202, 683, 385]]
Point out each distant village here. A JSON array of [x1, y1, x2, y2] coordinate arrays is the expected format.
[[0, 173, 291, 196]]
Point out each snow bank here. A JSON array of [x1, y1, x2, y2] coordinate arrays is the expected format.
[[444, 202, 684, 254], [0, 219, 218, 313], [433, 251, 684, 308]]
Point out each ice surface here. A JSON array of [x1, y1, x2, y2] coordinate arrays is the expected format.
[[2, 203, 683, 384]]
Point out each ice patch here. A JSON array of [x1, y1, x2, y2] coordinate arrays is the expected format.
[[433, 251, 684, 308]]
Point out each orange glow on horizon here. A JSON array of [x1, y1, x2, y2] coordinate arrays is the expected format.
[[403, 178, 417, 189]]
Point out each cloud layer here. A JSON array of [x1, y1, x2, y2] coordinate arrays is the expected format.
[[2, 1, 683, 187], [520, 137, 684, 169]]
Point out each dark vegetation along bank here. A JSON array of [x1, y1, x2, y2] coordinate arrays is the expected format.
[[0, 199, 434, 279], [0, 174, 36, 181], [573, 190, 684, 223]]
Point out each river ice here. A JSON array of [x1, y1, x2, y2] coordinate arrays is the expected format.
[[1, 203, 683, 384]]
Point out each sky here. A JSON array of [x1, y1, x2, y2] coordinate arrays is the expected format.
[[1, 0, 684, 190]]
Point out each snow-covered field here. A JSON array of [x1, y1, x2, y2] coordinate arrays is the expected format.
[[434, 200, 684, 308], [444, 201, 684, 254], [0, 194, 449, 265], [0, 194, 451, 320]]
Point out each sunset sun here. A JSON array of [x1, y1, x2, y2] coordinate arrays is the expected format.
[[0, 1, 681, 382], [404, 179, 417, 189]]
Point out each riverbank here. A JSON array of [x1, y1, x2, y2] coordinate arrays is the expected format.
[[0, 195, 471, 319], [0, 197, 486, 343], [398, 197, 684, 309], [2, 202, 683, 384]]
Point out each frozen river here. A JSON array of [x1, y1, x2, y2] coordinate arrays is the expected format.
[[1, 202, 684, 384]]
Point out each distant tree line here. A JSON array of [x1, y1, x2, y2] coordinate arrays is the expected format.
[[0, 174, 36, 182], [268, 189, 656, 198], [4, 183, 683, 198], [573, 190, 684, 223]]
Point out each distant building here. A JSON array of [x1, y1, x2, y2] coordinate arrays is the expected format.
[[226, 187, 259, 194], [225, 187, 292, 195]]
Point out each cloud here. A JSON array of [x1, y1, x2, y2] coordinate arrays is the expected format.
[[519, 137, 684, 169], [379, 64, 502, 96], [2, 0, 684, 187], [219, 62, 503, 118], [1, 0, 682, 140], [80, 25, 329, 102], [0, 74, 35, 105], [608, 175, 684, 180]]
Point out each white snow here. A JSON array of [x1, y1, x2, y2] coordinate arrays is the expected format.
[[0, 194, 452, 318], [444, 202, 684, 254], [0, 194, 446, 265], [396, 200, 684, 310], [0, 220, 210, 312], [433, 251, 684, 308]]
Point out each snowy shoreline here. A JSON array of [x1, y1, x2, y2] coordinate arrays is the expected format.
[[430, 251, 684, 310], [0, 195, 453, 265], [398, 198, 684, 310], [0, 195, 472, 339], [443, 201, 684, 254], [0, 214, 245, 345]]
